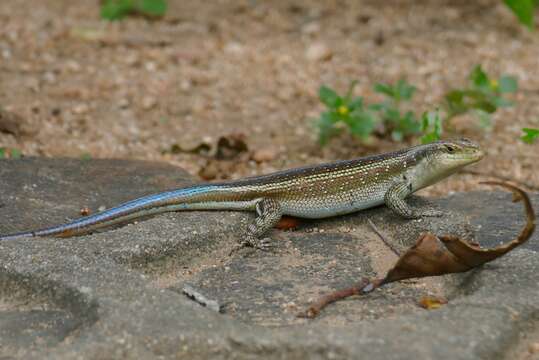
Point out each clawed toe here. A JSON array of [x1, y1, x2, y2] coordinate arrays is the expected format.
[[254, 237, 275, 251], [229, 237, 276, 256]]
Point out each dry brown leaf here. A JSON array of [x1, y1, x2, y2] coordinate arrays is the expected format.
[[299, 181, 535, 318], [166, 133, 248, 159]]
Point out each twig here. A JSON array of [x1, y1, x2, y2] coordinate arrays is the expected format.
[[460, 169, 539, 191], [298, 182, 534, 319], [182, 284, 222, 313], [297, 278, 381, 318], [367, 219, 401, 256]]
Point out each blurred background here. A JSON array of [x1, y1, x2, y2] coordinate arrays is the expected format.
[[0, 0, 537, 195]]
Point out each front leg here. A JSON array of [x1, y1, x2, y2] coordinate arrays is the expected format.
[[241, 198, 283, 251], [384, 181, 442, 219]]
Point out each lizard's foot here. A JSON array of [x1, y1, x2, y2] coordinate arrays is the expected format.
[[229, 237, 276, 256], [242, 236, 275, 251]]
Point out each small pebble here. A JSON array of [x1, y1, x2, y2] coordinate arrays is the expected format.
[[72, 103, 89, 115], [118, 98, 130, 109], [301, 22, 320, 35], [223, 41, 245, 55], [252, 148, 279, 162], [142, 96, 157, 110], [305, 42, 332, 62]]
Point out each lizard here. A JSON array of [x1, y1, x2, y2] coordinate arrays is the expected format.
[[0, 139, 484, 250]]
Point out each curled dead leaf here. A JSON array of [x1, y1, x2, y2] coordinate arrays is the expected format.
[[299, 181, 535, 318], [165, 133, 248, 160]]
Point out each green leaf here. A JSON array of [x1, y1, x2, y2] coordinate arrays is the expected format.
[[138, 0, 167, 16], [101, 0, 133, 20], [348, 111, 376, 139], [101, 0, 167, 21], [319, 86, 340, 108], [395, 79, 416, 101], [10, 148, 21, 159], [490, 96, 513, 108], [420, 111, 443, 144], [374, 79, 416, 102], [475, 110, 492, 129], [445, 90, 466, 114], [470, 65, 490, 91], [399, 111, 421, 135], [373, 83, 394, 98], [384, 108, 401, 123], [521, 127, 539, 144], [498, 75, 518, 93], [473, 99, 498, 113], [445, 90, 464, 104], [345, 80, 359, 100], [504, 0, 535, 29], [0, 148, 5, 159], [368, 103, 385, 112], [348, 97, 364, 111], [316, 112, 339, 145], [391, 130, 404, 142]]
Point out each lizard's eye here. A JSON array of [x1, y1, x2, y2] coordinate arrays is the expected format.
[[445, 145, 455, 153]]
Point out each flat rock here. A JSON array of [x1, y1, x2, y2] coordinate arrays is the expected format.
[[0, 158, 537, 359]]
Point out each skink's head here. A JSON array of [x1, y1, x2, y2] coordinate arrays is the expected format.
[[428, 138, 484, 165], [411, 138, 484, 188]]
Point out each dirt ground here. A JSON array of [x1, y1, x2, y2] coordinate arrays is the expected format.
[[0, 0, 538, 195]]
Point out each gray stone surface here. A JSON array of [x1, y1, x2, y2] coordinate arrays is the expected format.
[[0, 158, 537, 359]]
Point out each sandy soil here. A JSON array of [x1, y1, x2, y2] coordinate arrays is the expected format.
[[0, 0, 538, 195]]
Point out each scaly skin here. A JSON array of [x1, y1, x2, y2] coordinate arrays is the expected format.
[[0, 139, 484, 249]]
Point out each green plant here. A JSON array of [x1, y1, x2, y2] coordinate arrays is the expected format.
[[420, 110, 443, 144], [316, 81, 376, 145], [315, 79, 421, 145], [373, 79, 421, 141], [0, 148, 22, 159], [80, 153, 92, 161], [444, 65, 518, 128], [504, 0, 538, 29], [101, 0, 167, 21], [521, 127, 539, 143], [314, 66, 517, 146]]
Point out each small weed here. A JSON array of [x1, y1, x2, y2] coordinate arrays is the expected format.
[[315, 79, 420, 145], [80, 153, 92, 161], [444, 65, 517, 128], [372, 79, 421, 141], [314, 65, 517, 146], [101, 0, 167, 21], [316, 81, 376, 145], [420, 110, 443, 144], [521, 127, 539, 144], [504, 0, 538, 29], [0, 148, 22, 159]]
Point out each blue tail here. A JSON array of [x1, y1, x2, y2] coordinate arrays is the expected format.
[[0, 185, 223, 241]]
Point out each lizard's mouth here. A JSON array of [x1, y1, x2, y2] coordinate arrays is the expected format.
[[469, 148, 485, 162], [454, 148, 485, 164]]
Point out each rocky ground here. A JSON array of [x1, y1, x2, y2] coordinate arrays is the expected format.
[[1, 1, 538, 359], [0, 0, 538, 195], [0, 158, 537, 359]]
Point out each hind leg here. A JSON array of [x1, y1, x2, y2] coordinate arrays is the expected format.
[[240, 198, 283, 251]]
